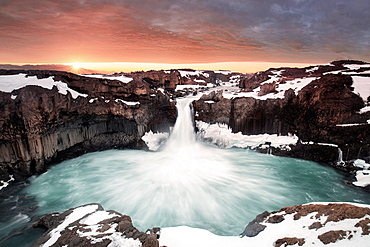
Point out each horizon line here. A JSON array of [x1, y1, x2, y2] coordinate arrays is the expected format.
[[2, 61, 325, 74]]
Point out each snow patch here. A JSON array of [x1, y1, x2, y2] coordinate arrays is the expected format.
[[353, 159, 370, 169], [336, 123, 368, 127], [41, 204, 100, 247], [83, 74, 133, 83], [222, 77, 318, 100], [159, 202, 370, 247], [89, 98, 98, 103], [359, 105, 370, 113], [79, 211, 120, 225], [352, 159, 370, 187], [115, 99, 140, 106], [179, 70, 209, 78], [0, 74, 88, 99], [306, 66, 319, 73], [76, 212, 142, 247], [344, 64, 370, 70], [196, 121, 298, 150], [213, 70, 232, 75], [351, 76, 370, 101], [353, 170, 370, 187]]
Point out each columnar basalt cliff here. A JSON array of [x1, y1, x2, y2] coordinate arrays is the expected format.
[[194, 60, 370, 165], [0, 70, 177, 181]]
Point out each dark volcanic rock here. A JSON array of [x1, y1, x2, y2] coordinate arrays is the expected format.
[[0, 70, 176, 181], [32, 203, 160, 247], [240, 211, 269, 237], [194, 61, 370, 163], [241, 203, 370, 245]]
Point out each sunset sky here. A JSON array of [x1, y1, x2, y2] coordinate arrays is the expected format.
[[1, 0, 369, 73]]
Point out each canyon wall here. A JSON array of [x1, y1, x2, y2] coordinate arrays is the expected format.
[[1, 61, 369, 181], [0, 70, 176, 181], [194, 61, 370, 165]]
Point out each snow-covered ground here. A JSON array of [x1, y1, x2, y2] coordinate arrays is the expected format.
[[178, 70, 210, 78], [38, 204, 143, 247], [352, 159, 370, 187], [222, 76, 318, 100], [352, 76, 370, 101], [0, 74, 88, 99], [82, 74, 133, 83], [159, 202, 370, 247], [196, 121, 298, 150]]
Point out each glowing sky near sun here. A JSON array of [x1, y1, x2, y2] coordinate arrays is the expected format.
[[1, 0, 369, 72]]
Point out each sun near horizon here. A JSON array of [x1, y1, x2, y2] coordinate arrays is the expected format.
[[59, 61, 316, 74]]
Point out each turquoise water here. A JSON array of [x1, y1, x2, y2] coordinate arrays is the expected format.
[[23, 148, 370, 236]]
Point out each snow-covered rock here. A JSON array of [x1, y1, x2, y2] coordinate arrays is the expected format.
[[159, 203, 370, 247], [0, 74, 88, 99], [32, 203, 160, 247]]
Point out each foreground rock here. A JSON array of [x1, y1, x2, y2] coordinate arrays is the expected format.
[[32, 203, 160, 247], [32, 203, 370, 247], [239, 203, 370, 246]]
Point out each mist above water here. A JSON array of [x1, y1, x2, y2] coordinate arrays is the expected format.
[[23, 98, 370, 236]]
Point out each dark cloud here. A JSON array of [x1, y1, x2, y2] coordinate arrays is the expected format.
[[0, 0, 369, 64]]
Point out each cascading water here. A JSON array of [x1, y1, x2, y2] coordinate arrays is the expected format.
[[162, 98, 196, 150], [2, 97, 370, 246], [337, 147, 345, 166]]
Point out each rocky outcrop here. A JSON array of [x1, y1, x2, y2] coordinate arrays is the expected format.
[[32, 203, 160, 247], [119, 69, 247, 90], [32, 202, 370, 247], [240, 203, 370, 246], [194, 60, 370, 164], [0, 70, 176, 181]]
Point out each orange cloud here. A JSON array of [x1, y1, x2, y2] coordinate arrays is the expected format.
[[0, 0, 369, 66]]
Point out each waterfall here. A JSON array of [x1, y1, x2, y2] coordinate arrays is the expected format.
[[337, 148, 345, 166], [162, 98, 196, 151]]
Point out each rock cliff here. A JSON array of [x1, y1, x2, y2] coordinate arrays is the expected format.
[[194, 60, 370, 165], [0, 70, 176, 181], [1, 61, 369, 182]]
